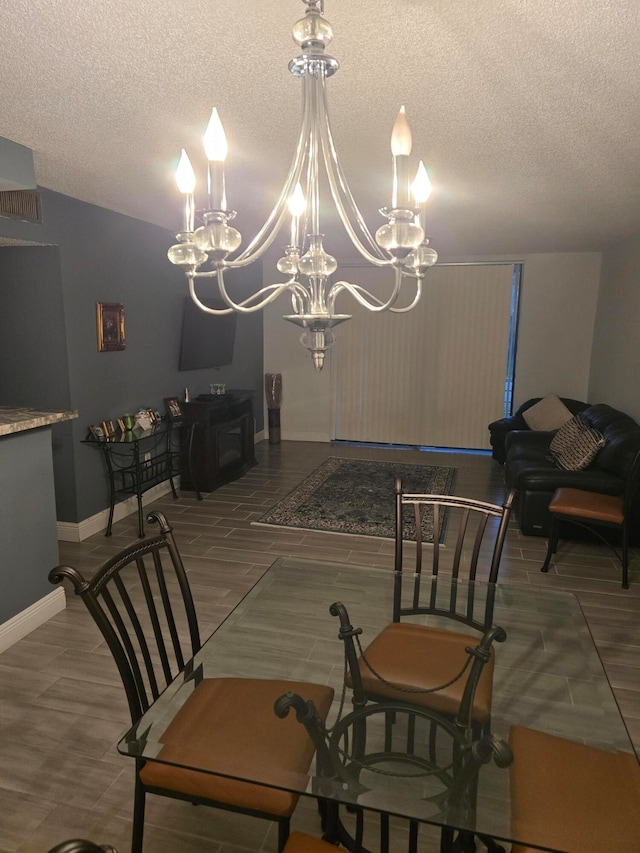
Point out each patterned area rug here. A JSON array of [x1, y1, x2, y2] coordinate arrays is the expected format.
[[255, 457, 457, 541]]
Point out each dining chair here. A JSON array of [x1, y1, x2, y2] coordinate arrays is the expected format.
[[276, 692, 513, 853], [541, 448, 640, 588], [49, 510, 334, 853], [508, 725, 640, 852], [331, 482, 516, 734]]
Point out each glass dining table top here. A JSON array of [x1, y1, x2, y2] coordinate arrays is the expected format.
[[118, 555, 636, 849]]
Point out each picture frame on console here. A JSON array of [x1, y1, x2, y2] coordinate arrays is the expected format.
[[164, 397, 184, 420], [134, 411, 153, 431]]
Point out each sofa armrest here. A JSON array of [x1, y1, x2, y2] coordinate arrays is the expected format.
[[505, 429, 555, 454], [508, 460, 623, 494], [489, 402, 545, 463], [488, 414, 528, 433]]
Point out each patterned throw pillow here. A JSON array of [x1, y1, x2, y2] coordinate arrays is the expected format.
[[548, 414, 606, 471]]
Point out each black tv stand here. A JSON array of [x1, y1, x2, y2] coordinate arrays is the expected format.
[[180, 390, 257, 499]]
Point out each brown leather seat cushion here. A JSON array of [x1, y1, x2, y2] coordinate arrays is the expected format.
[[283, 831, 337, 852], [549, 487, 624, 525], [139, 678, 334, 818], [509, 725, 640, 853], [348, 622, 494, 724]]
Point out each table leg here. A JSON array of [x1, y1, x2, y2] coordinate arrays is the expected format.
[[133, 443, 145, 537], [103, 447, 116, 537]]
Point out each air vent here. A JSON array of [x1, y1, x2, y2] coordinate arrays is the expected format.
[[0, 189, 42, 223]]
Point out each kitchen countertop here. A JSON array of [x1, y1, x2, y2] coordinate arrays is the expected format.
[[0, 406, 78, 437]]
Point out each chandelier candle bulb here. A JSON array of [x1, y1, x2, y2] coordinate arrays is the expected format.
[[175, 149, 196, 232], [203, 108, 228, 210], [391, 106, 412, 208], [412, 160, 432, 229]]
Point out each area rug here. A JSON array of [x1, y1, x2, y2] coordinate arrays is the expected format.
[[254, 457, 456, 541]]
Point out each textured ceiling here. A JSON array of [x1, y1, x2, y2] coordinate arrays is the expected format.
[[1, 0, 640, 257]]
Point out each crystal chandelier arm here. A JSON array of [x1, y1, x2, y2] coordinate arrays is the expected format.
[[328, 278, 423, 313], [308, 83, 321, 235], [290, 288, 306, 315], [387, 276, 423, 312], [225, 77, 315, 268], [217, 267, 309, 313], [327, 266, 403, 313], [315, 77, 394, 266], [327, 266, 421, 314], [187, 272, 308, 315]]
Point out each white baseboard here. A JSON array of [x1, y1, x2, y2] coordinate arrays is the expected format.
[[0, 587, 66, 654], [254, 429, 265, 443], [57, 479, 177, 542], [280, 430, 331, 442]]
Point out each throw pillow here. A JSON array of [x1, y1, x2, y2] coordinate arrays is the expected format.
[[523, 394, 573, 431], [548, 414, 606, 471]]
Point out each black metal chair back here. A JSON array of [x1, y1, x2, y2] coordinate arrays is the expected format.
[[49, 510, 201, 724], [328, 486, 516, 853], [393, 480, 516, 629], [49, 511, 337, 853], [275, 692, 512, 853]]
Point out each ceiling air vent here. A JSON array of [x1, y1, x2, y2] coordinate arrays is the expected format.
[[0, 189, 42, 223]]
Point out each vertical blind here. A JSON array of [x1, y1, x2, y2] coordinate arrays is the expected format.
[[333, 263, 514, 448]]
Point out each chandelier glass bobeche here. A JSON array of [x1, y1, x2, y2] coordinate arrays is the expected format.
[[168, 0, 437, 371]]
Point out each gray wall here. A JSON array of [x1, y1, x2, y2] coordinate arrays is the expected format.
[[0, 188, 264, 523], [512, 253, 601, 408], [588, 233, 640, 422], [0, 428, 59, 623]]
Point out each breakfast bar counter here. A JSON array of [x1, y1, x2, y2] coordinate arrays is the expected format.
[[0, 406, 78, 648], [0, 405, 78, 436]]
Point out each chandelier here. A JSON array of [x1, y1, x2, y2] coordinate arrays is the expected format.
[[167, 0, 437, 371]]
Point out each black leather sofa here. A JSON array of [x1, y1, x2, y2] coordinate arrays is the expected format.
[[488, 397, 589, 464], [503, 404, 640, 537]]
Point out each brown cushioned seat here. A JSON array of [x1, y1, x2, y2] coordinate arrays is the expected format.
[[549, 487, 624, 524], [509, 725, 640, 853], [283, 831, 338, 852], [140, 677, 334, 817], [349, 622, 494, 725]]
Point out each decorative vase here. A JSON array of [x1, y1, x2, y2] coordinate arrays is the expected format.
[[265, 373, 282, 445]]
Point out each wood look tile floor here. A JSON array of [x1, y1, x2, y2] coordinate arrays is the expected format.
[[1, 440, 639, 852]]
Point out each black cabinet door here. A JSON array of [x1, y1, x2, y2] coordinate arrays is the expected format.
[[180, 392, 257, 493]]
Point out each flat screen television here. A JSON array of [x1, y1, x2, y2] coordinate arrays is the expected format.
[[178, 296, 237, 371]]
